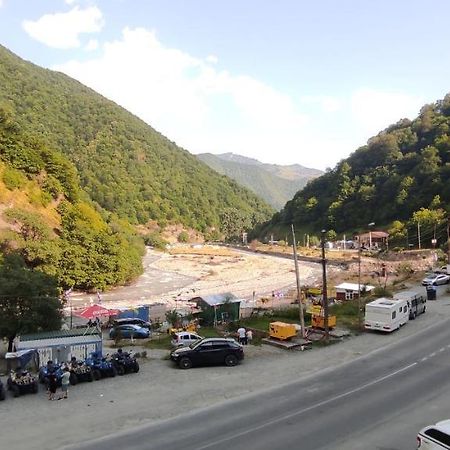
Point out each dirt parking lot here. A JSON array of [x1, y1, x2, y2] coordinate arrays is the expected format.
[[1, 283, 449, 450]]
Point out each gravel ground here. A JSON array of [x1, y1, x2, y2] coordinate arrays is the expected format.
[[0, 282, 448, 450]]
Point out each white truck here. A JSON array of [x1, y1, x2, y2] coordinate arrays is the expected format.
[[393, 289, 426, 320], [364, 297, 409, 332]]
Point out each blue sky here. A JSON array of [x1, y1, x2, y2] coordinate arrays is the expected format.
[[1, 0, 450, 170]]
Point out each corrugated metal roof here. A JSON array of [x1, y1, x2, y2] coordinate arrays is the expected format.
[[335, 283, 375, 292], [18, 334, 101, 349], [20, 327, 101, 341], [193, 293, 241, 306]]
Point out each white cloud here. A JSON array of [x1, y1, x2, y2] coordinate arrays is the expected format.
[[65, 0, 77, 4], [351, 88, 424, 137], [85, 38, 99, 51], [0, 1, 3, 8], [54, 27, 315, 166], [22, 6, 104, 49], [205, 55, 218, 64], [301, 95, 342, 113]]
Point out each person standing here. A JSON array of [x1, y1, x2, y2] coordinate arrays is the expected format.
[[47, 371, 58, 401], [246, 329, 253, 345], [60, 367, 71, 399], [237, 326, 247, 345]]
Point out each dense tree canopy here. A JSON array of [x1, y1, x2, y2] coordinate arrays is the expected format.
[[258, 94, 450, 248], [0, 253, 63, 350], [0, 45, 273, 236]]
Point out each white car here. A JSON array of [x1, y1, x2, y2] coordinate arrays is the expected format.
[[170, 331, 203, 348], [417, 419, 450, 448], [422, 273, 450, 286]]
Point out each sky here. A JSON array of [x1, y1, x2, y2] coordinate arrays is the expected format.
[[1, 1, 450, 170]]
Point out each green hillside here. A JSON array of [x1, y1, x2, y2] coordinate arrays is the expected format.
[[0, 45, 273, 237], [258, 96, 450, 246], [197, 152, 322, 209], [0, 103, 145, 290]]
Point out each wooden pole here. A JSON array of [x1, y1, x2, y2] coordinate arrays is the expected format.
[[321, 230, 329, 342], [291, 224, 306, 339]]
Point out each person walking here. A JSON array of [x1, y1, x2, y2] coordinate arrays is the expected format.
[[237, 326, 247, 345], [246, 329, 253, 345], [59, 367, 71, 399]]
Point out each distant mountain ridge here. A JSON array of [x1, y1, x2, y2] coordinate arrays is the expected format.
[[197, 152, 322, 209]]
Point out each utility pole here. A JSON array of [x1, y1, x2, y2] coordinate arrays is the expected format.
[[418, 222, 421, 249], [368, 222, 375, 249], [447, 217, 450, 264], [357, 246, 362, 331], [291, 224, 306, 339], [321, 230, 329, 343]]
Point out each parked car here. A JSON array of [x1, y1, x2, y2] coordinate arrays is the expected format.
[[170, 338, 244, 369], [417, 419, 450, 449], [113, 318, 151, 329], [434, 265, 450, 275], [421, 273, 450, 286], [171, 331, 203, 347], [109, 324, 150, 339]]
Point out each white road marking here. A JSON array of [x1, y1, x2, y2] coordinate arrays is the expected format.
[[196, 362, 418, 449]]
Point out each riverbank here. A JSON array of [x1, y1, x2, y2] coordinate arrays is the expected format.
[[71, 246, 324, 311]]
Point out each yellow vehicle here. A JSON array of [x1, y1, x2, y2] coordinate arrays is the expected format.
[[269, 321, 297, 340], [311, 315, 336, 329], [168, 322, 198, 335], [310, 306, 336, 329]]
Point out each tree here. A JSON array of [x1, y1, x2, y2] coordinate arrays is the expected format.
[[165, 309, 181, 328], [0, 253, 63, 351]]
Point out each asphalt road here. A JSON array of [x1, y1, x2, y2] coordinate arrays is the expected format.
[[68, 315, 450, 450]]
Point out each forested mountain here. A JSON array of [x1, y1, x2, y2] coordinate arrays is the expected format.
[[0, 45, 273, 236], [0, 103, 145, 290], [257, 95, 450, 246], [197, 152, 322, 209]]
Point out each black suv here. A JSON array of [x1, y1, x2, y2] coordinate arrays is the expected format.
[[113, 318, 151, 328], [170, 338, 244, 369]]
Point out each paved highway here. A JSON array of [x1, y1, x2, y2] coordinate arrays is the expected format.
[[68, 317, 450, 450]]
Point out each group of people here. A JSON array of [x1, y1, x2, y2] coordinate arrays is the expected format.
[[45, 360, 71, 401], [87, 317, 101, 328], [236, 327, 253, 345]]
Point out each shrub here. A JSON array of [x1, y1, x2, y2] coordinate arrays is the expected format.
[[2, 167, 26, 190], [397, 262, 413, 275], [275, 307, 302, 320], [143, 232, 168, 250], [177, 231, 189, 243]]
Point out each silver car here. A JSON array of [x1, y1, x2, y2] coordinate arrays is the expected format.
[[422, 273, 450, 286], [171, 331, 203, 347]]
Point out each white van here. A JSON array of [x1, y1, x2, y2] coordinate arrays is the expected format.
[[417, 419, 450, 449], [393, 289, 426, 320], [364, 297, 409, 332]]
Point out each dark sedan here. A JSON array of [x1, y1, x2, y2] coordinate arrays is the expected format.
[[170, 338, 244, 369], [109, 324, 150, 339]]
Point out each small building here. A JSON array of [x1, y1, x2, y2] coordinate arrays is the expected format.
[[335, 282, 375, 301], [355, 231, 389, 249], [17, 328, 102, 366], [191, 293, 242, 325]]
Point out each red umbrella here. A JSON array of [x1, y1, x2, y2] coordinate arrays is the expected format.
[[74, 304, 119, 319]]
